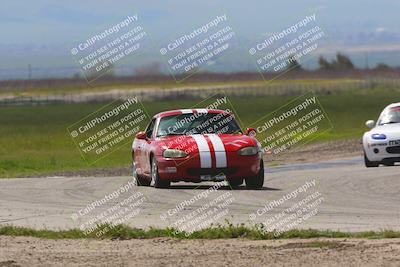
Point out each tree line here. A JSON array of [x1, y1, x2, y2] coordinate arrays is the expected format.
[[287, 53, 394, 71]]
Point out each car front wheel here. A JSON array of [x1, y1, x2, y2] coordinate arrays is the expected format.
[[245, 160, 264, 189], [151, 157, 170, 188], [228, 178, 243, 188], [364, 152, 379, 168]]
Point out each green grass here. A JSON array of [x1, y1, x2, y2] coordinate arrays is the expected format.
[[1, 87, 400, 177], [0, 78, 363, 96], [0, 223, 399, 240]]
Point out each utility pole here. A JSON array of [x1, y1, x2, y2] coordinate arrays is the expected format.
[[28, 64, 32, 80], [364, 53, 369, 69]]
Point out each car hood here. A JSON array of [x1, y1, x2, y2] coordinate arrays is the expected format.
[[158, 134, 258, 152], [370, 123, 400, 134]]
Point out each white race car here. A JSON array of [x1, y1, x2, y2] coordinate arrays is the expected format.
[[363, 102, 400, 167]]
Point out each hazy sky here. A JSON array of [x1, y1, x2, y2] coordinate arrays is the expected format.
[[0, 0, 399, 78], [0, 0, 398, 45]]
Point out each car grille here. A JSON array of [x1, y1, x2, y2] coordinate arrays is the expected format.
[[187, 168, 238, 176], [386, 146, 400, 154]]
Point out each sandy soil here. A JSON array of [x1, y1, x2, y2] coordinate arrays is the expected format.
[[265, 138, 362, 165], [1, 236, 399, 267]]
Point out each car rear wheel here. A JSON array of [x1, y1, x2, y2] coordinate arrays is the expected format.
[[133, 162, 150, 186], [151, 157, 170, 188], [245, 160, 264, 189], [364, 152, 379, 168]]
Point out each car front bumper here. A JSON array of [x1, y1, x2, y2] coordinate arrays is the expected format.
[[364, 140, 400, 162], [155, 152, 262, 182]]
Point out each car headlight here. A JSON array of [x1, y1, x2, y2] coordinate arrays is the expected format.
[[237, 146, 258, 156], [163, 149, 188, 158], [371, 133, 387, 140]]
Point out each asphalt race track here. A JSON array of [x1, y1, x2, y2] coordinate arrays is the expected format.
[[0, 156, 399, 232]]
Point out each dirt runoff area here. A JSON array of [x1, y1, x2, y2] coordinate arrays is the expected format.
[[265, 138, 362, 165], [1, 236, 399, 267]]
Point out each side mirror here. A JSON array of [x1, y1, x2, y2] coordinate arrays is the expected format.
[[365, 120, 375, 129], [135, 131, 146, 140], [246, 127, 256, 137]]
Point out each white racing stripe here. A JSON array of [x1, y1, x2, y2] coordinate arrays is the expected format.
[[180, 109, 193, 114], [195, 109, 208, 113], [191, 135, 212, 168], [208, 134, 227, 168]]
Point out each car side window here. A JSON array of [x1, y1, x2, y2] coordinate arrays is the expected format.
[[145, 119, 156, 139]]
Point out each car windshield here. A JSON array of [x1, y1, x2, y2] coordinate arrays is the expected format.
[[378, 106, 400, 125], [157, 112, 242, 137]]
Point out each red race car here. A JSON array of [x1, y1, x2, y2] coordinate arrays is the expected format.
[[131, 109, 264, 189]]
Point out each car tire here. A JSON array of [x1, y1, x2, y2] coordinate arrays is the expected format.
[[228, 178, 243, 188], [364, 152, 379, 168], [151, 157, 170, 188], [245, 160, 264, 189], [133, 162, 150, 186], [383, 162, 395, 166]]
